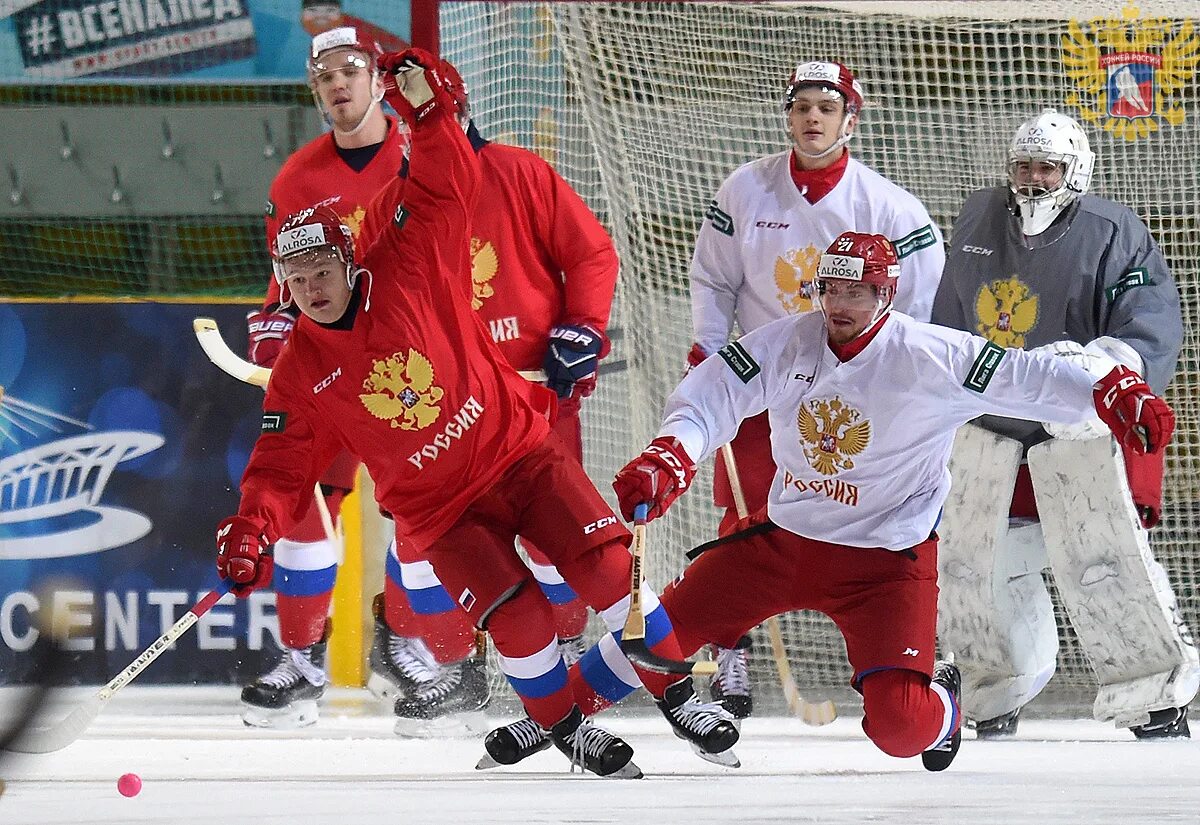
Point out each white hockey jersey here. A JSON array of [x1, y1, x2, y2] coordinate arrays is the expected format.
[[660, 312, 1111, 551], [690, 151, 945, 356]]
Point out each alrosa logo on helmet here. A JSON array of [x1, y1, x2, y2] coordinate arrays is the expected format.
[[276, 224, 327, 258], [311, 27, 361, 57], [795, 62, 840, 83], [816, 254, 864, 281]]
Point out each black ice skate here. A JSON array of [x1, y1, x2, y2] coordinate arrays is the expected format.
[[476, 716, 552, 769], [241, 637, 328, 729], [558, 635, 588, 667], [922, 659, 963, 772], [550, 706, 642, 778], [709, 638, 753, 721], [1131, 706, 1190, 740], [392, 654, 491, 737], [656, 676, 740, 767], [974, 705, 1021, 739], [365, 596, 439, 703]]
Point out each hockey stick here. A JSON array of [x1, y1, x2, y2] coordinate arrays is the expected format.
[[619, 503, 717, 677], [719, 442, 836, 726], [6, 584, 231, 753]]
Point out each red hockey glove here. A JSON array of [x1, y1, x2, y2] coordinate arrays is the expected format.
[[1093, 365, 1175, 455], [246, 309, 295, 368], [216, 515, 273, 598], [613, 437, 696, 523], [683, 342, 708, 377], [378, 48, 444, 119]]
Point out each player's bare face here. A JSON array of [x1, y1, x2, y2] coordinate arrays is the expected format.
[[283, 248, 353, 324], [787, 88, 854, 168], [313, 50, 374, 131], [818, 279, 879, 345], [1008, 159, 1066, 198]]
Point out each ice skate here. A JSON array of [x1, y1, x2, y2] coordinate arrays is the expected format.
[[241, 638, 328, 729], [709, 640, 753, 721], [922, 659, 962, 771], [656, 676, 740, 767], [1130, 706, 1190, 740], [974, 706, 1021, 739], [392, 654, 491, 737]]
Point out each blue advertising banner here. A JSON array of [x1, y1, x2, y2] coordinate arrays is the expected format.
[[0, 302, 284, 685], [0, 0, 409, 81]]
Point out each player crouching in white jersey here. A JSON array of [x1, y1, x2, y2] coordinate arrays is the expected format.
[[601, 231, 1173, 771], [931, 109, 1196, 739]]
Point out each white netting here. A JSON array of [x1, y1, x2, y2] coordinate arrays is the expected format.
[[440, 1, 1200, 713]]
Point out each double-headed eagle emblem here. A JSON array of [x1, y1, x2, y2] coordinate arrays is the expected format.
[[359, 349, 444, 430], [774, 245, 821, 315], [797, 397, 871, 476], [470, 237, 498, 310], [1063, 6, 1199, 141], [975, 276, 1039, 348]]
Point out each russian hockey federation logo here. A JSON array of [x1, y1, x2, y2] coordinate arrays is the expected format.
[[774, 244, 822, 315], [975, 276, 1038, 348], [359, 349, 444, 430], [1063, 6, 1200, 141], [797, 397, 870, 477]]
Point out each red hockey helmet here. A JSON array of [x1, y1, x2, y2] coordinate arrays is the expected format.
[[271, 204, 356, 305], [438, 58, 470, 124], [785, 61, 863, 115], [815, 231, 900, 304]]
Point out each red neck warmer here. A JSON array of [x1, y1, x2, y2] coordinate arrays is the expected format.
[[790, 148, 850, 205]]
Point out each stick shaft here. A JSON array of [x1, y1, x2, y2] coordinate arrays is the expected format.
[[7, 585, 229, 753]]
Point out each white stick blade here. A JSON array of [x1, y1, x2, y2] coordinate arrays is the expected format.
[[193, 317, 271, 388]]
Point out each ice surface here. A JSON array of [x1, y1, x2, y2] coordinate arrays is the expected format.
[[2, 687, 1198, 824]]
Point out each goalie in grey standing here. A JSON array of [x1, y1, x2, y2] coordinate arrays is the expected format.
[[930, 108, 1197, 739]]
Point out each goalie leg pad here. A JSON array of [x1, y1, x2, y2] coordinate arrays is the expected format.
[[1028, 437, 1200, 726], [936, 423, 1059, 722]]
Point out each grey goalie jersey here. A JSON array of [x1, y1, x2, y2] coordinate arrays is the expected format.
[[931, 187, 1183, 445]]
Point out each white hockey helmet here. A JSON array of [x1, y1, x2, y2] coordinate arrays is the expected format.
[[1007, 109, 1095, 236]]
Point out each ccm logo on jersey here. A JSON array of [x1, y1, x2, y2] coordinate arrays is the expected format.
[[754, 220, 790, 230], [584, 515, 618, 535], [313, 367, 342, 395], [961, 245, 993, 256]]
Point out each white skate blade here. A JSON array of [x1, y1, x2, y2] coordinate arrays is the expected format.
[[475, 752, 505, 770], [476, 752, 644, 779], [689, 741, 740, 768], [604, 760, 644, 779], [366, 672, 406, 704], [241, 699, 319, 730], [394, 710, 488, 739]]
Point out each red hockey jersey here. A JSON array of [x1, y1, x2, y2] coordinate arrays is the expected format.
[[262, 115, 408, 309], [468, 140, 618, 371], [239, 92, 551, 552]]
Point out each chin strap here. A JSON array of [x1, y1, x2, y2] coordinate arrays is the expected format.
[[792, 112, 855, 161], [332, 85, 386, 139]]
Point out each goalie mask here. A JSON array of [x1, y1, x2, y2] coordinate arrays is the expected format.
[[272, 205, 358, 309], [814, 231, 900, 328], [1007, 109, 1094, 237], [784, 61, 864, 160], [307, 26, 386, 138]]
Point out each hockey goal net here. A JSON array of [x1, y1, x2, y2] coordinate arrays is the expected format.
[[436, 0, 1200, 713]]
